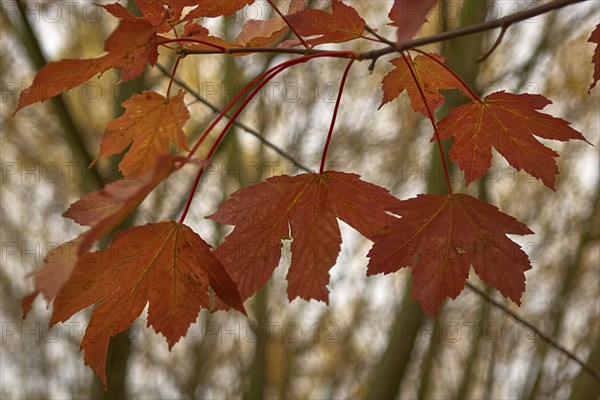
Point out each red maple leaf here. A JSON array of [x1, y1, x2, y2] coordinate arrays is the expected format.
[[284, 0, 366, 47], [379, 53, 474, 115], [15, 4, 163, 113], [208, 171, 398, 302], [22, 160, 175, 315], [50, 221, 245, 388], [588, 23, 600, 93], [368, 193, 533, 317], [93, 90, 190, 178], [436, 91, 588, 189], [389, 0, 438, 43]]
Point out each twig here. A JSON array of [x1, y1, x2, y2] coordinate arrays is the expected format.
[[478, 25, 508, 62], [364, 24, 396, 47], [466, 282, 600, 382], [179, 0, 586, 63]]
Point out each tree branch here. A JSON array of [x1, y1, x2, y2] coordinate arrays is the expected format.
[[466, 282, 600, 382], [180, 0, 586, 62]]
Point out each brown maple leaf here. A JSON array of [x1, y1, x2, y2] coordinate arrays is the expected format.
[[209, 171, 398, 302], [436, 91, 588, 189], [94, 90, 190, 178], [51, 221, 245, 388], [22, 160, 175, 315], [389, 0, 438, 43], [284, 0, 366, 47], [588, 23, 600, 93], [379, 53, 473, 115], [368, 193, 533, 317]]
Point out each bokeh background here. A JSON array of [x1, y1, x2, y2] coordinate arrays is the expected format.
[[1, 0, 599, 398]]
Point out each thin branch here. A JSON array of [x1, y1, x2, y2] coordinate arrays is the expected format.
[[180, 0, 585, 63], [478, 25, 508, 62], [266, 0, 310, 49], [401, 51, 452, 194], [155, 63, 312, 173], [465, 282, 600, 382], [364, 24, 396, 47], [360, 0, 586, 61]]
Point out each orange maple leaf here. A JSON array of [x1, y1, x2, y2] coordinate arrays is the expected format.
[[284, 0, 366, 47], [588, 23, 600, 92], [209, 171, 398, 302], [183, 0, 255, 21], [368, 193, 533, 317], [94, 90, 190, 178], [436, 91, 588, 189], [379, 53, 473, 115], [15, 5, 162, 113], [22, 160, 174, 315], [51, 221, 245, 388]]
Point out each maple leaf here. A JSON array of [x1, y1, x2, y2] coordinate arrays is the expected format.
[[181, 23, 238, 51], [22, 160, 175, 315], [379, 53, 473, 115], [236, 0, 305, 47], [367, 193, 533, 317], [436, 91, 588, 189], [284, 0, 366, 47], [94, 90, 190, 178], [209, 171, 398, 302], [588, 23, 600, 93], [389, 0, 438, 43], [183, 0, 255, 21], [50, 221, 245, 388], [15, 5, 162, 113]]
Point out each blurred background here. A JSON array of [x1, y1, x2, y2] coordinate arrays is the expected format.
[[1, 0, 599, 398]]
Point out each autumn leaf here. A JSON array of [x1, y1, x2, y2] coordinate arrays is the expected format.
[[50, 221, 245, 388], [436, 91, 588, 189], [380, 53, 473, 115], [181, 23, 238, 51], [94, 90, 190, 178], [22, 160, 175, 315], [236, 0, 305, 47], [209, 171, 398, 302], [284, 0, 366, 47], [15, 5, 162, 113], [588, 23, 600, 93], [368, 193, 533, 317], [183, 0, 255, 21], [133, 0, 185, 31], [389, 0, 438, 43]]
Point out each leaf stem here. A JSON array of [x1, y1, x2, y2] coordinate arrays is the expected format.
[[411, 49, 482, 102], [179, 52, 356, 222], [266, 0, 310, 49], [401, 51, 453, 194], [319, 59, 355, 174], [166, 55, 182, 101]]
